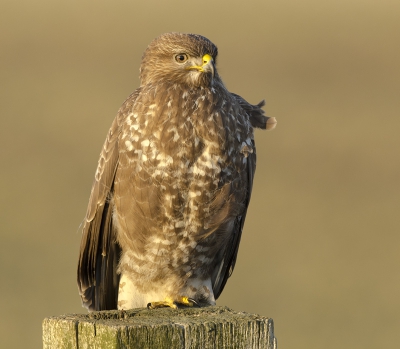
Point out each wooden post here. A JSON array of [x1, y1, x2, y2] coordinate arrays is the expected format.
[[43, 306, 277, 349]]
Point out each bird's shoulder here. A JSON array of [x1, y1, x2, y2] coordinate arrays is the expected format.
[[230, 92, 270, 129]]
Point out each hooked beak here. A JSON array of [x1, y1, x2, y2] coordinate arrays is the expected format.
[[186, 54, 215, 77]]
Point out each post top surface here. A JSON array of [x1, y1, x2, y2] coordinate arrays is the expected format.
[[45, 306, 272, 327]]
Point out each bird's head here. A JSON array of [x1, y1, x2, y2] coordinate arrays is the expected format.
[[140, 32, 219, 88]]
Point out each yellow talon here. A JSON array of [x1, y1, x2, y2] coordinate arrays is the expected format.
[[147, 296, 197, 309], [147, 297, 177, 309], [179, 296, 193, 306]]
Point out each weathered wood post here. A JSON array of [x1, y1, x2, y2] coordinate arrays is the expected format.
[[43, 306, 277, 349]]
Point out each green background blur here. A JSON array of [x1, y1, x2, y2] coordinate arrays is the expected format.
[[1, 0, 399, 348]]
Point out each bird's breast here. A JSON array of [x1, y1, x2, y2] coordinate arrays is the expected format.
[[114, 87, 251, 273]]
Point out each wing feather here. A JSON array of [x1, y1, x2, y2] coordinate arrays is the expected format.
[[77, 90, 139, 311], [231, 93, 276, 130], [211, 148, 256, 299], [210, 93, 259, 299]]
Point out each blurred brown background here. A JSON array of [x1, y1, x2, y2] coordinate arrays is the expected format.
[[1, 0, 399, 348]]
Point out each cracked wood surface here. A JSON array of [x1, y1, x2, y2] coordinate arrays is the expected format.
[[42, 306, 277, 349]]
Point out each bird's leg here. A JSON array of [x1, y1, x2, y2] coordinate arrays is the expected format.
[[147, 296, 199, 309]]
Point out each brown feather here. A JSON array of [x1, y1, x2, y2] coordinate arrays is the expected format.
[[77, 91, 139, 310]]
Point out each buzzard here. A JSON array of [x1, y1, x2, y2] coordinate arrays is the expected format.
[[77, 32, 276, 311]]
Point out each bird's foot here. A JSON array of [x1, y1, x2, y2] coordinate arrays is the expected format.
[[147, 296, 199, 309], [147, 297, 177, 309], [178, 296, 199, 307]]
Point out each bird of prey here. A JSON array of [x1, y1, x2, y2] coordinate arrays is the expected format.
[[77, 32, 276, 311]]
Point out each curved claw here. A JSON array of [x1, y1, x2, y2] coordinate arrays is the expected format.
[[187, 298, 200, 307]]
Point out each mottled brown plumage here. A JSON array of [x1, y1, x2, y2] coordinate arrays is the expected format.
[[77, 32, 276, 311]]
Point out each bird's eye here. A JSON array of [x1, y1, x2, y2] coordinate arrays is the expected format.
[[175, 54, 188, 63]]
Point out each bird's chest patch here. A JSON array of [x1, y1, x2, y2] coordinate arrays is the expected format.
[[119, 87, 242, 178], [114, 85, 252, 278]]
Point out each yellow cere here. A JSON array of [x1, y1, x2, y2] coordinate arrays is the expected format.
[[202, 54, 212, 65], [187, 54, 213, 72]]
